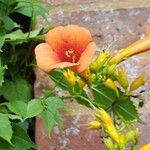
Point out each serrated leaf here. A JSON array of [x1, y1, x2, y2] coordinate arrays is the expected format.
[[7, 101, 27, 118], [41, 109, 55, 135], [114, 96, 139, 122], [0, 113, 13, 144], [92, 85, 117, 109], [76, 90, 91, 107], [41, 97, 66, 135], [26, 99, 44, 119], [0, 124, 35, 150], [2, 77, 32, 102], [49, 70, 68, 90]]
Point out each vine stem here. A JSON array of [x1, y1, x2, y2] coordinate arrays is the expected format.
[[62, 95, 97, 110]]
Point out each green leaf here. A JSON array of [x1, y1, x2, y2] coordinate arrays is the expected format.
[[1, 15, 15, 31], [41, 97, 66, 135], [15, 0, 48, 19], [92, 85, 117, 109], [25, 27, 43, 38], [4, 30, 26, 41], [6, 101, 27, 118], [41, 109, 55, 135], [49, 70, 68, 90], [0, 113, 13, 144], [114, 96, 139, 122], [2, 77, 32, 102], [8, 114, 23, 121], [26, 99, 44, 119], [0, 36, 5, 50], [0, 124, 35, 150], [75, 90, 91, 107]]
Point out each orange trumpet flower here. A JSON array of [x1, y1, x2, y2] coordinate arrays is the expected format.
[[35, 25, 96, 73]]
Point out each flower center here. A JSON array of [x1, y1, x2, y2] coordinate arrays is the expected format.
[[65, 49, 76, 63]]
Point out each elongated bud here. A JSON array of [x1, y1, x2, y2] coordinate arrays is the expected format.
[[76, 77, 85, 89], [88, 120, 101, 129], [95, 108, 112, 125], [104, 78, 117, 91], [130, 75, 145, 91], [106, 64, 117, 76], [109, 36, 150, 64], [108, 48, 128, 65], [114, 67, 129, 89], [103, 138, 115, 150], [63, 69, 75, 86], [103, 78, 119, 96], [95, 108, 119, 142], [90, 50, 109, 72], [139, 143, 150, 150]]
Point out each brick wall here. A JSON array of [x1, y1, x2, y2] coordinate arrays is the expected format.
[[35, 1, 150, 149]]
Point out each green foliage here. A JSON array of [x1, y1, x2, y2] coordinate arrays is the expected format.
[[0, 36, 5, 50], [0, 0, 48, 149], [0, 64, 7, 86], [0, 113, 13, 144], [40, 97, 66, 135], [92, 85, 117, 109], [49, 70, 68, 90], [1, 77, 32, 102], [0, 124, 35, 150], [6, 101, 27, 118], [26, 99, 44, 119], [114, 96, 139, 122], [15, 0, 48, 19]]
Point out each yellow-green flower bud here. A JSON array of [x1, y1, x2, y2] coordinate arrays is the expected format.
[[63, 69, 75, 87], [108, 48, 128, 65], [95, 108, 119, 142], [76, 77, 85, 89], [90, 73, 96, 83], [103, 78, 119, 96], [119, 134, 126, 144], [88, 120, 101, 129], [114, 67, 129, 89], [103, 78, 116, 91], [106, 64, 117, 76], [103, 138, 115, 150], [130, 75, 145, 91], [90, 50, 109, 72], [139, 143, 150, 150]]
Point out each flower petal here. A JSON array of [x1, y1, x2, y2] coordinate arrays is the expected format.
[[45, 26, 65, 52], [76, 42, 96, 73], [62, 25, 92, 54], [35, 43, 60, 72], [49, 62, 78, 70]]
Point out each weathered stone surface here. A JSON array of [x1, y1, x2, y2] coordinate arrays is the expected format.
[[35, 103, 105, 150], [35, 2, 150, 149], [45, 0, 150, 9], [38, 7, 150, 51]]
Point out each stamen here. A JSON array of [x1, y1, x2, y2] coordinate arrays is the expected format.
[[65, 49, 76, 63]]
